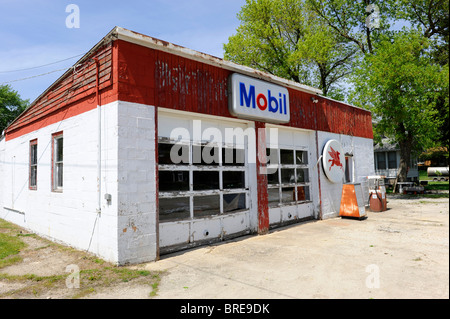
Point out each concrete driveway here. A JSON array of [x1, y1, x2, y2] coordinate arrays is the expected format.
[[142, 197, 449, 299]]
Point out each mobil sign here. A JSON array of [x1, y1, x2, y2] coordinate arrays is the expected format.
[[228, 73, 290, 124]]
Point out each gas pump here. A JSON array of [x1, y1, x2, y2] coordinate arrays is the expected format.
[[367, 175, 387, 212]]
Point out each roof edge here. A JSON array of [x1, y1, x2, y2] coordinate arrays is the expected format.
[[114, 27, 323, 96], [4, 27, 118, 133]]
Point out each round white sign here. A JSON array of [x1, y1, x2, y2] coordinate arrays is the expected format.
[[322, 140, 346, 183]]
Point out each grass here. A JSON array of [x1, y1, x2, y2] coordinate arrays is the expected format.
[[0, 219, 26, 269], [0, 218, 162, 299], [386, 169, 448, 198], [425, 182, 449, 191]]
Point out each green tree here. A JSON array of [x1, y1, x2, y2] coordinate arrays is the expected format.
[[349, 31, 449, 184], [397, 0, 449, 149], [0, 85, 29, 134], [223, 0, 357, 98], [307, 0, 397, 54]]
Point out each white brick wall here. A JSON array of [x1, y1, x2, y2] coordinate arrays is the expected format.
[[117, 101, 157, 265], [0, 100, 159, 265], [0, 102, 120, 263]]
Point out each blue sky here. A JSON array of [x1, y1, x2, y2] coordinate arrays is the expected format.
[[0, 0, 246, 103]]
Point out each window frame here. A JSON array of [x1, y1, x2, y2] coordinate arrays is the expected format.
[[29, 139, 38, 190], [266, 148, 311, 208], [388, 151, 397, 169], [51, 131, 63, 192], [158, 138, 249, 223], [376, 152, 387, 170]]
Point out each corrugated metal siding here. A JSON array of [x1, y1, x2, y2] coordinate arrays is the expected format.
[[154, 49, 230, 117]]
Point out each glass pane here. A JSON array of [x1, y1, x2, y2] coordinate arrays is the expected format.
[[296, 186, 310, 202], [159, 197, 190, 221], [296, 168, 309, 183], [280, 149, 294, 165], [158, 143, 189, 165], [281, 187, 296, 204], [194, 195, 220, 218], [192, 145, 219, 166], [267, 170, 279, 185], [223, 171, 245, 189], [268, 188, 280, 207], [388, 152, 397, 169], [376, 153, 386, 170], [30, 166, 37, 187], [56, 138, 63, 162], [266, 148, 279, 165], [281, 169, 295, 184], [222, 148, 245, 166], [159, 171, 189, 192], [193, 171, 220, 190], [223, 193, 247, 213], [56, 163, 63, 188], [345, 157, 351, 183], [30, 144, 37, 165], [296, 150, 308, 165]]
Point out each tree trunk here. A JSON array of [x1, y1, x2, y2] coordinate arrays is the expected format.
[[394, 137, 413, 193]]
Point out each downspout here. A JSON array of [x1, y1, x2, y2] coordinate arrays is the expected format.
[[94, 57, 101, 215], [315, 131, 323, 220]]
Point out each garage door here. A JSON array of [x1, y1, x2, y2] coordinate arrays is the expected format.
[[157, 111, 254, 254], [265, 125, 316, 226]]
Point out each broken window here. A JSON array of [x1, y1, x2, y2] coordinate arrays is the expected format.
[[281, 187, 296, 204], [159, 171, 189, 192], [267, 148, 311, 206], [223, 171, 245, 189], [296, 168, 309, 183], [266, 148, 279, 165], [268, 188, 280, 208], [193, 145, 219, 166], [158, 142, 189, 165], [267, 170, 279, 185], [281, 169, 295, 184], [158, 136, 249, 223], [222, 147, 245, 166], [223, 193, 246, 212], [194, 195, 220, 218], [159, 197, 190, 221], [296, 186, 310, 202], [280, 149, 294, 165], [193, 171, 220, 190], [296, 150, 308, 165]]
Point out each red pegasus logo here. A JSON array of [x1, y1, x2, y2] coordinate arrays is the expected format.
[[328, 146, 344, 171]]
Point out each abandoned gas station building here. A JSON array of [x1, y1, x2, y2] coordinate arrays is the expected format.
[[0, 27, 375, 265]]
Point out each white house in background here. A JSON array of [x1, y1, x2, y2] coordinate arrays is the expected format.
[[373, 138, 419, 185]]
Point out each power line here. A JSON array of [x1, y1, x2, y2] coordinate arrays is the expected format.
[[0, 54, 84, 74], [0, 67, 70, 85]]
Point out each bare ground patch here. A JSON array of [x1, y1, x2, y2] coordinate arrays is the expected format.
[[0, 221, 162, 299]]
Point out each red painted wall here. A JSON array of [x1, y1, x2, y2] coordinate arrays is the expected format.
[[115, 39, 373, 139]]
